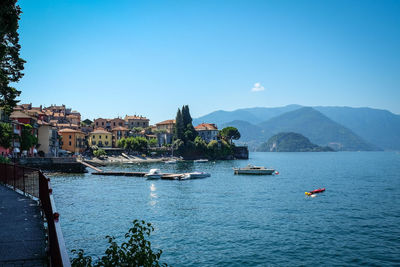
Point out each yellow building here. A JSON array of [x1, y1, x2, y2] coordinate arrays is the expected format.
[[155, 119, 175, 133], [58, 128, 86, 154], [88, 129, 112, 148], [111, 126, 129, 147]]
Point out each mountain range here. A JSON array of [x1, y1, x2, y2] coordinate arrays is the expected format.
[[193, 105, 400, 151]]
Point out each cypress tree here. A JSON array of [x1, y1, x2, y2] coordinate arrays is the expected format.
[[181, 105, 197, 142], [174, 108, 184, 140], [182, 105, 192, 128]]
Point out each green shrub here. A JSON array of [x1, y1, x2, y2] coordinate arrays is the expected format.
[[0, 156, 10, 164], [71, 220, 167, 267], [93, 149, 106, 158]]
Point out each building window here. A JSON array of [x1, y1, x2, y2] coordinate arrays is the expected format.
[[96, 122, 98, 126], [106, 135, 108, 139], [105, 141, 108, 145], [102, 122, 104, 126], [113, 122, 115, 126], [69, 141, 71, 146], [92, 141, 96, 145], [69, 135, 72, 139], [99, 135, 101, 139]]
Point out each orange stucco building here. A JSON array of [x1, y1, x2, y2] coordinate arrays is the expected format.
[[58, 128, 86, 154]]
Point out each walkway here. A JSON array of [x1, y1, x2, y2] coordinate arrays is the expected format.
[[0, 185, 46, 266]]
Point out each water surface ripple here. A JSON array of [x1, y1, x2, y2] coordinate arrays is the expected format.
[[50, 152, 400, 266]]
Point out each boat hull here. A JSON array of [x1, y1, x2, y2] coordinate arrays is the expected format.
[[234, 169, 275, 175], [183, 172, 211, 179], [146, 175, 162, 180]]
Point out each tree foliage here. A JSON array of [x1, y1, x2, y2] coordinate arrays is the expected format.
[[0, 122, 12, 148], [174, 109, 184, 140], [20, 124, 37, 151], [93, 148, 107, 158], [148, 138, 157, 148], [172, 138, 184, 155], [219, 127, 241, 144], [0, 0, 26, 116], [194, 136, 207, 154], [71, 220, 167, 267], [0, 155, 10, 163], [172, 105, 198, 157], [205, 139, 233, 159], [117, 137, 148, 152], [174, 105, 197, 143]]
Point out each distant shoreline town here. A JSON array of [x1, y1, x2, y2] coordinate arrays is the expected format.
[[0, 103, 248, 166]]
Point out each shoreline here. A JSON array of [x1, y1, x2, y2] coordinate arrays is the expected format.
[[86, 155, 179, 165]]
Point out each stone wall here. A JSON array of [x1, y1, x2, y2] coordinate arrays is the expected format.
[[234, 146, 249, 159], [18, 157, 86, 173]]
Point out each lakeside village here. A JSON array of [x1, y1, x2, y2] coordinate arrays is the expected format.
[[0, 104, 248, 172]]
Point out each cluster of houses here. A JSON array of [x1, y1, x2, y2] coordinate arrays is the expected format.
[[0, 104, 219, 157]]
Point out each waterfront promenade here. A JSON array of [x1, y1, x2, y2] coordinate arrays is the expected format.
[[0, 185, 46, 266]]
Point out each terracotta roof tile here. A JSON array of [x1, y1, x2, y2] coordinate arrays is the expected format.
[[112, 126, 129, 131], [58, 128, 83, 134], [92, 129, 112, 134], [10, 111, 37, 120], [124, 115, 149, 121], [156, 119, 175, 125], [195, 123, 218, 131]]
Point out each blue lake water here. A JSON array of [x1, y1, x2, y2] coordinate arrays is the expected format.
[[50, 152, 400, 266]]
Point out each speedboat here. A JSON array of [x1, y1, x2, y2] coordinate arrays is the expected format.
[[145, 169, 162, 180], [305, 188, 325, 196], [181, 172, 211, 180], [233, 164, 275, 175], [194, 159, 208, 163], [165, 159, 177, 164]]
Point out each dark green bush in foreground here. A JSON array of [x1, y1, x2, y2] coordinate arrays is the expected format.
[[71, 220, 167, 267]]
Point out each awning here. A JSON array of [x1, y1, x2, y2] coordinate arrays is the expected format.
[[33, 149, 38, 153], [13, 147, 20, 153]]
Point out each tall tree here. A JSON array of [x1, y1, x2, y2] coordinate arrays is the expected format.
[[174, 108, 184, 140], [0, 0, 26, 116], [181, 105, 192, 127], [181, 105, 197, 142]]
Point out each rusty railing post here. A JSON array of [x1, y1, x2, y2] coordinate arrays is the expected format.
[[13, 163, 16, 189], [22, 167, 25, 195]]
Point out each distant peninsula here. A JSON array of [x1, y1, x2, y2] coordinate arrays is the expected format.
[[257, 132, 334, 152]]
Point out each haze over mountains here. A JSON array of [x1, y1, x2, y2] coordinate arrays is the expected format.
[[193, 105, 400, 151]]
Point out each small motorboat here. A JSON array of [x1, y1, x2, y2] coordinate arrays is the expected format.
[[233, 164, 275, 175], [165, 159, 177, 164], [181, 172, 211, 180], [194, 159, 209, 163], [145, 169, 162, 180], [305, 188, 326, 196]]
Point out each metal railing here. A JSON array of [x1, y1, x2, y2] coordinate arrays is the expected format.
[[0, 163, 71, 267]]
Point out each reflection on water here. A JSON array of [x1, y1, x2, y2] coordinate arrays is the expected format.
[[50, 152, 400, 266], [149, 183, 157, 206]]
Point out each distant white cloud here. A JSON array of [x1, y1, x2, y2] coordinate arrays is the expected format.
[[251, 82, 265, 92]]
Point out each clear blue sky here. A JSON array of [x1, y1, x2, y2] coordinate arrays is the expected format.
[[17, 0, 400, 122]]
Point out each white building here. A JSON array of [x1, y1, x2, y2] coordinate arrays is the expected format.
[[194, 123, 219, 143]]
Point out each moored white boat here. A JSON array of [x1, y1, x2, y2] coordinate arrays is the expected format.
[[233, 164, 275, 175], [145, 169, 162, 179], [194, 159, 209, 163], [165, 159, 177, 164], [181, 172, 211, 180]]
